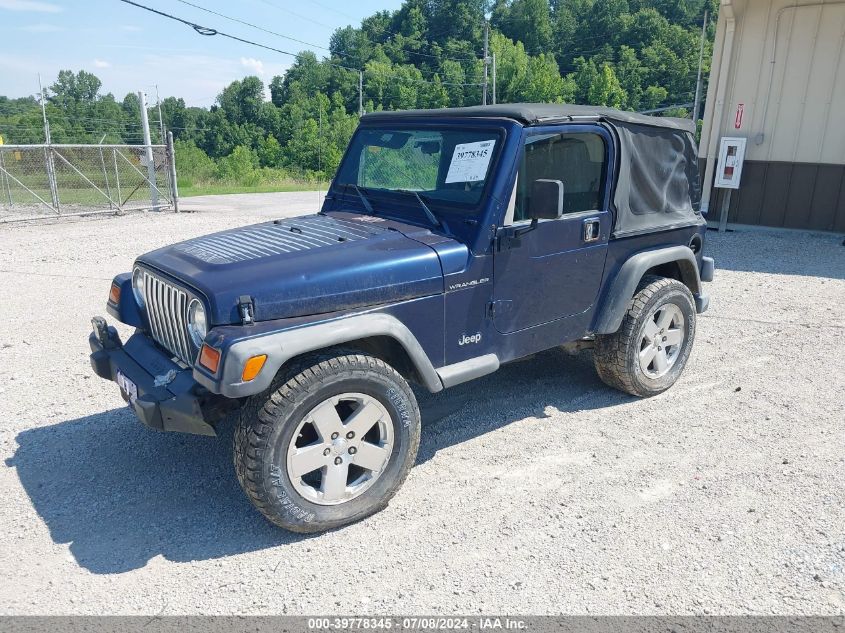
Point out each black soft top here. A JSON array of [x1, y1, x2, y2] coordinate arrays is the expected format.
[[362, 103, 702, 237], [362, 103, 695, 133]]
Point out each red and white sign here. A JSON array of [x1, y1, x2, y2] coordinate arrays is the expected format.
[[734, 103, 745, 129]]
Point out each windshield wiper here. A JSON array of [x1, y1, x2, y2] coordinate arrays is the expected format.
[[346, 183, 375, 215], [395, 189, 443, 230]]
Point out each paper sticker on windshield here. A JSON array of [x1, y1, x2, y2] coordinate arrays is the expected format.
[[445, 140, 496, 183]]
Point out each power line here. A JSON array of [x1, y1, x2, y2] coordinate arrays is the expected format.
[[174, 0, 336, 54], [639, 102, 694, 114], [301, 0, 359, 23], [253, 0, 483, 64], [116, 0, 481, 88], [117, 0, 357, 71], [252, 0, 338, 30], [171, 0, 468, 81]]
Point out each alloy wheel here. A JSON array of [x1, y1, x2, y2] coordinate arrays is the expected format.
[[285, 393, 394, 505], [638, 303, 685, 379]]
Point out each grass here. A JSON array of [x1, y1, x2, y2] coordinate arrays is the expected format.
[[178, 181, 324, 198]]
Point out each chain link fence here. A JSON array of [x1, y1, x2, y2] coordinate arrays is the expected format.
[[0, 143, 177, 222]]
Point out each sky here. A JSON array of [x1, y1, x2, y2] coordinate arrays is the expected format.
[[0, 0, 404, 106]]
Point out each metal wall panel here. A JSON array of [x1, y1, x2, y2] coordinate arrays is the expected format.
[[700, 0, 845, 231], [809, 165, 845, 230], [707, 159, 845, 230], [702, 1, 845, 164]]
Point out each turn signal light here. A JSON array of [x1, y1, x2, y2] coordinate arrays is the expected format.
[[108, 282, 121, 305], [242, 354, 267, 382], [199, 344, 221, 374]]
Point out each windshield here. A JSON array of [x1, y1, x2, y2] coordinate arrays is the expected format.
[[334, 127, 502, 209]]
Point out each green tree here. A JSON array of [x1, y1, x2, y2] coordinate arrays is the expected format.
[[494, 0, 553, 53], [218, 76, 264, 126], [217, 145, 259, 183], [49, 69, 102, 107], [588, 63, 627, 107], [173, 139, 216, 184], [257, 135, 284, 167]]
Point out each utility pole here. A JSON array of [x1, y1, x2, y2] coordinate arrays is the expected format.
[[155, 84, 165, 143], [38, 73, 51, 145], [318, 103, 323, 176], [138, 91, 160, 211], [39, 73, 59, 212], [692, 10, 708, 123], [482, 19, 489, 105], [492, 52, 497, 105], [358, 70, 364, 117]]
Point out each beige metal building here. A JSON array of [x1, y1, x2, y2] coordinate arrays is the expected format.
[[699, 0, 845, 232]]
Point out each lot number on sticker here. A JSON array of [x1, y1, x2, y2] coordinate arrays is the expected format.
[[445, 140, 495, 183]]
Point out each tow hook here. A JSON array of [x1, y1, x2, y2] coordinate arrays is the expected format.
[[91, 316, 120, 349]]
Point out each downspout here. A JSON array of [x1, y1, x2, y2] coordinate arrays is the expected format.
[[700, 0, 736, 216]]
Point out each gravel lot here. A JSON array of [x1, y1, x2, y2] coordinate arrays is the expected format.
[[0, 193, 843, 615]]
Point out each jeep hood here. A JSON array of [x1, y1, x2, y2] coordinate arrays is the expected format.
[[137, 212, 453, 325]]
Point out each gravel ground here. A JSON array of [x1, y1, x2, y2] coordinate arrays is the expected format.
[[0, 193, 843, 615]]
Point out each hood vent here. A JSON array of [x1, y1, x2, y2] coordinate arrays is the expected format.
[[173, 215, 383, 264]]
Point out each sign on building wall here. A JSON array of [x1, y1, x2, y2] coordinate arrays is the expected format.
[[734, 103, 744, 129], [714, 137, 747, 189]]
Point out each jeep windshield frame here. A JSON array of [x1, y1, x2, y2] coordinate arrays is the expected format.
[[332, 123, 507, 220]]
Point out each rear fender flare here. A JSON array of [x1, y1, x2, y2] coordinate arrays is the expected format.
[[594, 245, 702, 334]]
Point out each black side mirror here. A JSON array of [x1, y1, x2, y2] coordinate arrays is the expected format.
[[527, 179, 565, 220]]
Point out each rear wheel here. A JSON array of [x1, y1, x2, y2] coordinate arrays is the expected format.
[[234, 351, 420, 532], [593, 276, 696, 397]]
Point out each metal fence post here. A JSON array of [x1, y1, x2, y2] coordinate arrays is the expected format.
[[166, 131, 179, 213], [45, 145, 60, 214], [0, 151, 12, 207], [99, 146, 113, 210], [112, 148, 122, 211]]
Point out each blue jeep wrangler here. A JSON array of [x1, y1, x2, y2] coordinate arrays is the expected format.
[[90, 104, 715, 532]]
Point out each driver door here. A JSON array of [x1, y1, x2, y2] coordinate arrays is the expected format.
[[492, 126, 612, 334]]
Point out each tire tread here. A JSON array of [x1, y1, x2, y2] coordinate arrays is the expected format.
[[593, 275, 694, 397], [233, 349, 419, 532]]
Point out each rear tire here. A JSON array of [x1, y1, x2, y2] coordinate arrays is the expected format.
[[234, 350, 420, 533], [593, 276, 696, 397]]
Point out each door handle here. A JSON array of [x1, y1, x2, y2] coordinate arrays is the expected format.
[[583, 218, 601, 242]]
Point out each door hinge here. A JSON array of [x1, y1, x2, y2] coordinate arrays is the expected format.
[[238, 295, 255, 325]]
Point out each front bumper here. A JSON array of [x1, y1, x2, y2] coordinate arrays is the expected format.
[[88, 318, 234, 436]]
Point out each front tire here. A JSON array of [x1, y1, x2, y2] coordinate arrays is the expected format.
[[234, 351, 421, 533], [593, 276, 696, 397]]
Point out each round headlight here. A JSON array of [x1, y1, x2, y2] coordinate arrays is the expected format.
[[132, 267, 145, 308], [187, 299, 207, 347]]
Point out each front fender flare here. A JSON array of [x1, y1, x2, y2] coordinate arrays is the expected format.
[[593, 245, 703, 335], [194, 313, 444, 398]]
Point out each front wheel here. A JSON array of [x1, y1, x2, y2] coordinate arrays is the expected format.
[[234, 351, 421, 533], [593, 276, 697, 397]]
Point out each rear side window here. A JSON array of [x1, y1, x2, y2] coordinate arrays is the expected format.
[[514, 132, 606, 222]]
